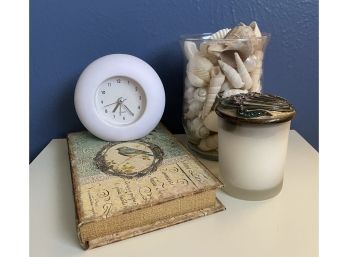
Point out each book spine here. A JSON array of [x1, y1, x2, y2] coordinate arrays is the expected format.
[[66, 135, 88, 249]]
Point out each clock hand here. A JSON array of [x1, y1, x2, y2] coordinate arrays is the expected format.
[[104, 97, 122, 108], [112, 102, 121, 113], [121, 104, 134, 116]]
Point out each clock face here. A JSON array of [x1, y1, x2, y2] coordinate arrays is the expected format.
[[95, 76, 146, 125]]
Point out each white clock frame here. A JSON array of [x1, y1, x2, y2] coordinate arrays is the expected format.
[[74, 54, 165, 141]]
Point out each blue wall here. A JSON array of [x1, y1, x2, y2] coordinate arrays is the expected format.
[[30, 0, 318, 161]]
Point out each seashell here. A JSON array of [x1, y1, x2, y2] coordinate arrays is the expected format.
[[184, 86, 195, 103], [224, 25, 257, 58], [255, 50, 264, 68], [225, 24, 256, 41], [203, 111, 218, 132], [222, 89, 248, 98], [187, 55, 213, 83], [198, 134, 218, 151], [201, 66, 225, 118], [220, 80, 231, 92], [210, 28, 231, 40], [250, 69, 262, 92], [199, 42, 209, 56], [199, 43, 219, 64], [250, 50, 264, 92], [220, 50, 237, 68], [186, 71, 207, 88], [218, 60, 244, 89], [190, 117, 210, 139], [183, 41, 199, 60], [243, 55, 257, 72], [207, 43, 225, 54], [234, 52, 253, 90], [249, 21, 262, 37], [184, 100, 203, 119], [193, 87, 207, 102]]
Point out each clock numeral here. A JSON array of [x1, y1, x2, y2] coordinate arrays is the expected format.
[[127, 80, 130, 84], [101, 100, 103, 104], [107, 83, 111, 87], [123, 117, 125, 120], [105, 109, 108, 113], [138, 106, 140, 110], [135, 87, 138, 92], [139, 95, 141, 100], [113, 114, 115, 118], [101, 90, 106, 94], [116, 79, 121, 83]]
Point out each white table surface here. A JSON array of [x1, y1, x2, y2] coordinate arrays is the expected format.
[[30, 131, 318, 257]]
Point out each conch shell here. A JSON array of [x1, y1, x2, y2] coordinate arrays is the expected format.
[[218, 60, 244, 89], [190, 117, 210, 139], [187, 55, 213, 83], [203, 111, 218, 132], [201, 66, 225, 118], [198, 134, 218, 151], [183, 41, 198, 60], [210, 28, 231, 40], [234, 52, 252, 90], [193, 87, 207, 102]]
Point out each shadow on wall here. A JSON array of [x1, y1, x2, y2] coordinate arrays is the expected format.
[[147, 43, 185, 134]]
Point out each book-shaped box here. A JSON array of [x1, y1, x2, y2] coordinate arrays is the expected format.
[[67, 124, 225, 249]]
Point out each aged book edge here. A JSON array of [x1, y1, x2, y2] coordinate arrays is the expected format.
[[67, 124, 225, 249], [85, 198, 225, 249]]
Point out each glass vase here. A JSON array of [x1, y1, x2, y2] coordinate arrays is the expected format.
[[180, 33, 270, 160]]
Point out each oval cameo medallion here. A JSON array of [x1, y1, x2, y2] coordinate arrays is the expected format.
[[94, 141, 164, 178]]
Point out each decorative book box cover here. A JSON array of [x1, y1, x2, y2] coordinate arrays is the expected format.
[[67, 124, 225, 249]]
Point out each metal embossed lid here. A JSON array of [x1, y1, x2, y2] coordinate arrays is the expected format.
[[215, 92, 296, 124]]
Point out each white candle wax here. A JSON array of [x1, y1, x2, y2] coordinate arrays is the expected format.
[[218, 119, 291, 195]]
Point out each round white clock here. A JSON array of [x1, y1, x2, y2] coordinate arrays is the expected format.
[[74, 54, 165, 141]]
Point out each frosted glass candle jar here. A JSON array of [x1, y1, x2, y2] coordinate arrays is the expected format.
[[215, 93, 295, 200]]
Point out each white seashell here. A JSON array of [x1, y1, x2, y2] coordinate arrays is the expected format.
[[222, 89, 248, 98], [255, 50, 264, 68], [198, 134, 218, 151], [184, 100, 203, 119], [184, 86, 195, 103], [250, 50, 264, 92], [249, 21, 262, 37], [250, 68, 262, 92], [186, 72, 207, 88], [193, 88, 207, 102], [183, 41, 199, 60], [187, 55, 213, 83], [203, 111, 218, 132], [218, 60, 244, 89], [234, 52, 253, 90], [243, 55, 257, 72], [199, 42, 209, 56], [201, 66, 225, 118], [190, 117, 210, 139], [220, 80, 231, 92], [210, 28, 231, 39]]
